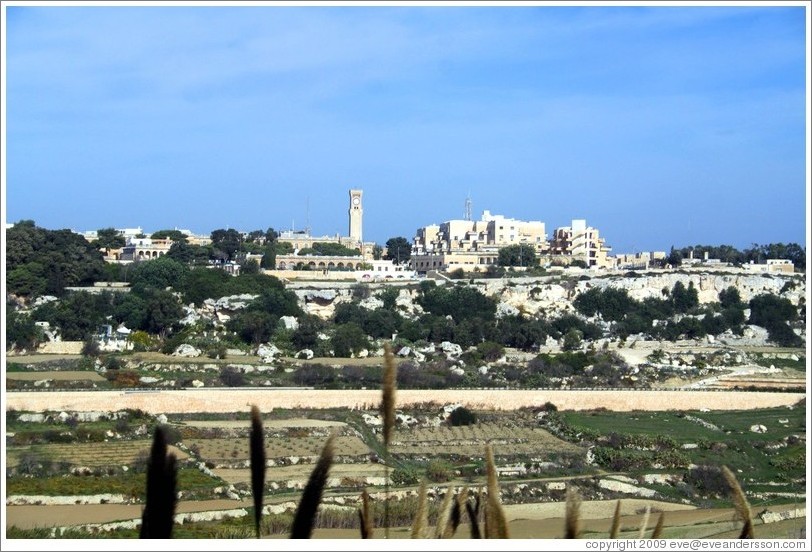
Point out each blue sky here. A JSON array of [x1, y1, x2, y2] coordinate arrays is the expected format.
[[3, 3, 808, 253]]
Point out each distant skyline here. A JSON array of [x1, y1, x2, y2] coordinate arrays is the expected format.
[[2, 2, 809, 253]]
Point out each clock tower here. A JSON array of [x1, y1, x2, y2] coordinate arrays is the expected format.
[[348, 189, 363, 244]]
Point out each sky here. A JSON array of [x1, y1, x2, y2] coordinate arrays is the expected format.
[[2, 1, 809, 254]]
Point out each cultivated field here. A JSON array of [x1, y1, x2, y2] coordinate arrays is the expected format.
[[390, 422, 582, 456], [6, 441, 188, 468], [185, 435, 370, 464]]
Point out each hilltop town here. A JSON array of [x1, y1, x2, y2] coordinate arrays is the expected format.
[[5, 189, 808, 540]]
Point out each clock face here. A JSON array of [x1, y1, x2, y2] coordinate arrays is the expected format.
[[352, 197, 360, 205]]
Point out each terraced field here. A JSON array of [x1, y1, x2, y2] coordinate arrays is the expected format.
[[6, 441, 188, 468], [185, 435, 369, 464], [390, 422, 583, 456]]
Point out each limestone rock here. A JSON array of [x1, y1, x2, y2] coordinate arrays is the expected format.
[[173, 344, 202, 358], [280, 316, 299, 330], [296, 349, 314, 360], [257, 343, 281, 362]]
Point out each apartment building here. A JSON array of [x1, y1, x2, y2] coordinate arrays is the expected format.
[[548, 219, 612, 269], [411, 211, 547, 271]]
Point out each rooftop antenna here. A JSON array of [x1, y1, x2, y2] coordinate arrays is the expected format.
[[464, 193, 472, 221]]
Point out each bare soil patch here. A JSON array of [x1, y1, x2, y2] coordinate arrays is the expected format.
[[5, 499, 242, 530], [213, 463, 388, 485]]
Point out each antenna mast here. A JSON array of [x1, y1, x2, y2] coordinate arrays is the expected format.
[[464, 194, 472, 221]]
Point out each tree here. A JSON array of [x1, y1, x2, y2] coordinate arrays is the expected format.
[[180, 268, 233, 306], [372, 244, 383, 260], [562, 328, 583, 351], [241, 259, 260, 275], [718, 286, 743, 309], [265, 227, 279, 244], [143, 290, 183, 338], [260, 244, 277, 269], [150, 229, 188, 243], [298, 242, 360, 257], [291, 315, 324, 350], [228, 311, 276, 345], [384, 237, 412, 264], [6, 310, 44, 350], [129, 257, 189, 293], [32, 291, 114, 341], [95, 228, 126, 250], [666, 246, 682, 267], [113, 292, 149, 330], [497, 244, 537, 267], [448, 406, 477, 427], [166, 242, 211, 265], [6, 222, 106, 297], [671, 281, 698, 313], [330, 323, 369, 358], [210, 229, 243, 261]]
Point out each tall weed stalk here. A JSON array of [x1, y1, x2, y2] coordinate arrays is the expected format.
[[249, 405, 266, 538], [139, 426, 177, 539]]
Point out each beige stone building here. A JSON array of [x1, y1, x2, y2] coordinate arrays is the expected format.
[[119, 238, 173, 262], [548, 219, 612, 269], [741, 259, 795, 274], [411, 210, 547, 271]]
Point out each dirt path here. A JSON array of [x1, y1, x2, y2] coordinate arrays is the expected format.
[[5, 389, 805, 414]]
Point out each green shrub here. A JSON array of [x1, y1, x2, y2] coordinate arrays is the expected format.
[[448, 406, 477, 426], [425, 459, 453, 482]]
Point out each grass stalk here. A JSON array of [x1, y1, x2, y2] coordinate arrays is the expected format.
[[381, 342, 397, 539], [249, 405, 266, 538], [651, 512, 665, 539], [290, 434, 335, 539], [434, 486, 455, 538], [358, 489, 373, 539], [139, 426, 177, 539], [638, 505, 650, 539], [411, 481, 429, 539], [722, 465, 754, 539], [466, 491, 482, 539], [484, 444, 509, 538], [564, 485, 581, 539], [609, 500, 622, 539]]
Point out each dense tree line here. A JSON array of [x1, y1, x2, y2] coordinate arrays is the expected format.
[[6, 221, 107, 297], [298, 242, 361, 257], [573, 282, 800, 346]]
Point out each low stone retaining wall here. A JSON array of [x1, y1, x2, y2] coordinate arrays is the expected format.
[[5, 389, 805, 414]]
